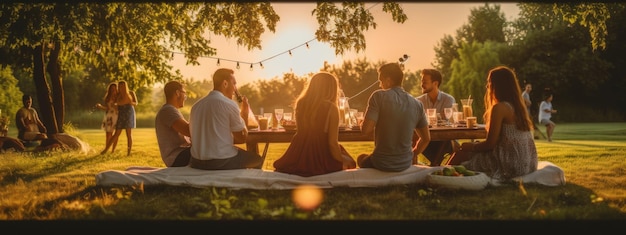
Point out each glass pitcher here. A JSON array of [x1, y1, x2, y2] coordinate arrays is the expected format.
[[461, 98, 473, 119], [339, 97, 350, 128]]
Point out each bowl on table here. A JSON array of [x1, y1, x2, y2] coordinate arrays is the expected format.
[[282, 120, 297, 131]]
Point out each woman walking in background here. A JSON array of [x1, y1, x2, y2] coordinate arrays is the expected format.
[[539, 91, 557, 142], [95, 82, 119, 153], [101, 80, 137, 156]]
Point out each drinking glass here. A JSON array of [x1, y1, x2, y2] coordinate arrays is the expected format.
[[426, 108, 437, 127], [355, 111, 364, 126], [461, 99, 473, 119], [453, 111, 464, 127], [283, 112, 292, 121], [263, 113, 273, 129], [444, 108, 453, 126], [274, 109, 284, 127]]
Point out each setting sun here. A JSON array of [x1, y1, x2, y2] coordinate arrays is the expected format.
[[258, 25, 337, 79], [171, 3, 520, 85]]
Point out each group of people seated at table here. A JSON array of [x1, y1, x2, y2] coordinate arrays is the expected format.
[[155, 64, 538, 182], [1, 95, 64, 153]]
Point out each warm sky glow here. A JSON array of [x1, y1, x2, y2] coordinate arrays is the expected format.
[[170, 2, 520, 86]]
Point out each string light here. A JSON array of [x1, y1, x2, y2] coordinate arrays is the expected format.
[[68, 3, 384, 73], [398, 54, 410, 64]]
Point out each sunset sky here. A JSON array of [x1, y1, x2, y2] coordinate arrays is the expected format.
[[170, 2, 521, 86]]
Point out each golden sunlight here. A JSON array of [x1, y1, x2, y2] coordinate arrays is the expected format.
[[258, 25, 337, 79], [292, 184, 324, 211]]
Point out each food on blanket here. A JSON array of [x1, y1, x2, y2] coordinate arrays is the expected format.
[[432, 165, 476, 177], [453, 165, 467, 174], [442, 167, 456, 176], [292, 184, 323, 211], [463, 170, 476, 176]]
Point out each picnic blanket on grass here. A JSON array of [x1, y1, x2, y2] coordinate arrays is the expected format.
[[95, 161, 565, 189]]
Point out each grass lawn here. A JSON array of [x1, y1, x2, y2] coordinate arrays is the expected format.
[[1, 122, 625, 225]]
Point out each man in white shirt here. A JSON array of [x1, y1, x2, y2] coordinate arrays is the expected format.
[[189, 68, 265, 170]]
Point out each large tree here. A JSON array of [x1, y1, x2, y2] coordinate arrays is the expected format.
[[510, 3, 612, 110], [433, 3, 507, 82], [446, 40, 503, 122], [0, 2, 406, 136]]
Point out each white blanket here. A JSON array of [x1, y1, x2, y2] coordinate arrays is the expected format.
[[95, 161, 565, 189]]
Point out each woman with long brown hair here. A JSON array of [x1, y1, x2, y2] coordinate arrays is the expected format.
[[447, 66, 537, 181], [95, 82, 119, 152], [273, 72, 356, 176]]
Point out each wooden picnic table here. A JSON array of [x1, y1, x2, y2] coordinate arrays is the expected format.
[[246, 125, 487, 159]]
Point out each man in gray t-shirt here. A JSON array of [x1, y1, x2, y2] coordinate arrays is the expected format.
[[155, 81, 191, 167], [357, 63, 431, 172]]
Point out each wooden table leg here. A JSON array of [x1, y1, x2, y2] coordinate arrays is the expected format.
[[246, 142, 259, 155], [247, 141, 271, 158], [262, 142, 270, 158]]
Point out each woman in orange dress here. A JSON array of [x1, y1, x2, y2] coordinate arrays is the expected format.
[[273, 72, 356, 177]]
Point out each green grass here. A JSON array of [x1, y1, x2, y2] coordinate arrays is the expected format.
[[1, 123, 625, 222]]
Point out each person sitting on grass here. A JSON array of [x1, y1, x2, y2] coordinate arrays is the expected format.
[[357, 63, 431, 172], [273, 72, 357, 176], [15, 94, 64, 152], [446, 66, 538, 181], [15, 94, 48, 142], [155, 80, 192, 167]]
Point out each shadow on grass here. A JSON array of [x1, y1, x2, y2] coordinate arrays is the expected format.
[[39, 181, 626, 220]]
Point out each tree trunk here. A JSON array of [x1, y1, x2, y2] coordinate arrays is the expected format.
[[47, 41, 64, 133], [32, 45, 59, 135]]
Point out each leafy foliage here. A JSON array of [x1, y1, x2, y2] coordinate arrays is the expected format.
[[0, 2, 408, 135], [433, 2, 626, 122], [314, 2, 406, 55], [0, 66, 23, 121], [447, 41, 502, 122]]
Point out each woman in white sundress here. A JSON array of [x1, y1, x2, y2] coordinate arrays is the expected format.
[[446, 66, 538, 181], [96, 82, 119, 153]]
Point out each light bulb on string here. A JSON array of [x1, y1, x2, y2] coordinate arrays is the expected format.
[[260, 62, 264, 69], [236, 62, 240, 69], [306, 43, 310, 49], [398, 54, 410, 64], [289, 50, 292, 56], [217, 59, 220, 66], [249, 64, 253, 71]]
